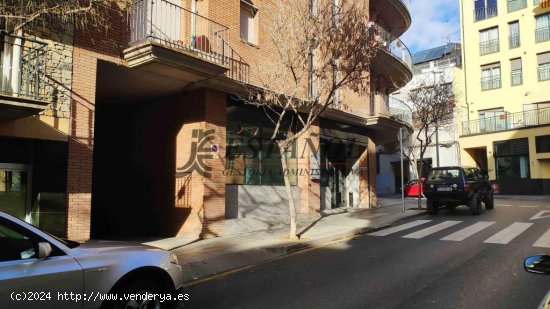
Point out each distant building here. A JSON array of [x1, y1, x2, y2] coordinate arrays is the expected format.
[[459, 0, 550, 194], [376, 43, 464, 194]]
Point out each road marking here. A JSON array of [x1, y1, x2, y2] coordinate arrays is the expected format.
[[530, 210, 550, 220], [484, 222, 533, 244], [441, 221, 496, 242], [533, 228, 550, 248], [496, 204, 514, 207], [519, 205, 540, 208], [402, 221, 462, 239], [369, 220, 432, 236]]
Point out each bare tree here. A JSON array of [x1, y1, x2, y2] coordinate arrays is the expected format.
[[0, 0, 130, 33], [404, 74, 456, 207], [238, 0, 380, 239]]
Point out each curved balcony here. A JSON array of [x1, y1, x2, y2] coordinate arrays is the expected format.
[[365, 93, 413, 144], [372, 25, 413, 91], [370, 0, 411, 37]]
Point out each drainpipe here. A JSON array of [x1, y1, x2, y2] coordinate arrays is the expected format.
[[191, 0, 197, 37]]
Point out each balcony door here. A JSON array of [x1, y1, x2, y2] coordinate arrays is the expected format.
[[131, 0, 182, 43], [0, 31, 23, 96]]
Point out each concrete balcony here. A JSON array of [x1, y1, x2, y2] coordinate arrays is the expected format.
[[0, 32, 51, 121], [372, 25, 413, 92], [370, 0, 411, 37], [120, 0, 249, 100], [366, 93, 413, 144]]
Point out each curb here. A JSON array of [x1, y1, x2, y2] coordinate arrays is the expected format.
[[181, 210, 427, 287], [282, 210, 428, 254]]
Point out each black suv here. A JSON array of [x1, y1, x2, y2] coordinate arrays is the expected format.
[[423, 167, 493, 215]]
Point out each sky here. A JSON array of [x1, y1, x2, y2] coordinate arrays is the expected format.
[[401, 0, 461, 54]]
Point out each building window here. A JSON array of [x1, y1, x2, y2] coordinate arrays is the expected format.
[[538, 52, 550, 81], [494, 138, 530, 180], [536, 13, 550, 43], [474, 0, 498, 21], [510, 58, 522, 86], [480, 27, 499, 55], [508, 0, 527, 12], [481, 63, 501, 90], [536, 135, 550, 153], [508, 21, 520, 48], [240, 0, 258, 45]]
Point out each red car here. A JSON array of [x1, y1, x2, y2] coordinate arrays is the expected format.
[[403, 178, 425, 197]]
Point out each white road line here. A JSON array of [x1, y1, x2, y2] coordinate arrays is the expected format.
[[402, 221, 462, 239], [533, 228, 550, 248], [496, 204, 514, 207], [519, 205, 540, 208], [484, 222, 533, 244], [441, 221, 496, 242], [369, 220, 432, 236]]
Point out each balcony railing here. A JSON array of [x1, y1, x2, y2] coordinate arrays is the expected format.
[[479, 39, 499, 55], [412, 58, 460, 74], [129, 0, 250, 83], [509, 34, 520, 48], [373, 25, 412, 70], [507, 0, 527, 12], [474, 4, 498, 21], [462, 108, 550, 136], [536, 27, 550, 43], [539, 65, 550, 81], [481, 76, 501, 90], [389, 96, 413, 124], [370, 92, 412, 125], [0, 32, 48, 101], [511, 70, 523, 85]]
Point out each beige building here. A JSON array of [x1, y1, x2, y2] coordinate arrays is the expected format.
[[459, 0, 550, 194]]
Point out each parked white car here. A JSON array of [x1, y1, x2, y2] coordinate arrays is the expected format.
[[0, 211, 184, 309]]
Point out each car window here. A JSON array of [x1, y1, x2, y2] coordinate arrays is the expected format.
[[0, 219, 38, 262], [428, 169, 461, 181], [465, 169, 476, 181]]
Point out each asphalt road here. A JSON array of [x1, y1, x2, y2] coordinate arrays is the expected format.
[[180, 198, 550, 309]]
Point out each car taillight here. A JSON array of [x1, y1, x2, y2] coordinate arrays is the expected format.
[[464, 184, 470, 192]]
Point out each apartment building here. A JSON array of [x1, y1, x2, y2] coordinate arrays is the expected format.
[[376, 43, 463, 194], [459, 0, 550, 194], [0, 0, 413, 241]]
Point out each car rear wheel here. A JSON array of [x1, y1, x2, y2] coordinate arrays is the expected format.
[[469, 193, 481, 215], [427, 199, 439, 215], [112, 279, 166, 309], [484, 190, 494, 209]]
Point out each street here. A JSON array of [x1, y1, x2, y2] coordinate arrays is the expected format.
[[180, 198, 550, 309]]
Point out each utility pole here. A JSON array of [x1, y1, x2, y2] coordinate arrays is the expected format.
[[399, 127, 405, 213], [435, 120, 440, 167]]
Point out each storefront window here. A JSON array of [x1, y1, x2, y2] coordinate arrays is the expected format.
[[494, 138, 530, 179], [226, 121, 297, 186]]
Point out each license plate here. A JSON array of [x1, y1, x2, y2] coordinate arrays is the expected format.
[[437, 187, 452, 192]]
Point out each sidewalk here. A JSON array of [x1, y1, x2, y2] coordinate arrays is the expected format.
[[143, 195, 426, 284]]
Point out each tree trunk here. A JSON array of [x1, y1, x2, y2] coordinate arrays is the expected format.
[[278, 142, 299, 240], [417, 159, 423, 208]]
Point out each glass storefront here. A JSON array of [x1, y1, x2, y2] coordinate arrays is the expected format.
[[494, 138, 530, 180], [0, 138, 68, 237]]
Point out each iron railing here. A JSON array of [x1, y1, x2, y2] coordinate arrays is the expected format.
[[474, 4, 498, 21], [481, 76, 501, 90], [507, 0, 527, 12], [539, 65, 550, 81], [373, 25, 412, 70], [462, 108, 550, 136], [412, 58, 460, 74], [0, 32, 48, 101], [479, 39, 499, 55], [129, 0, 250, 83], [509, 34, 520, 48], [536, 27, 550, 43], [130, 0, 229, 64], [511, 70, 523, 85], [398, 0, 411, 11]]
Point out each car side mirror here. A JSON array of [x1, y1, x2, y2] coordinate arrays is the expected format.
[[37, 242, 52, 259], [524, 255, 550, 275]]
